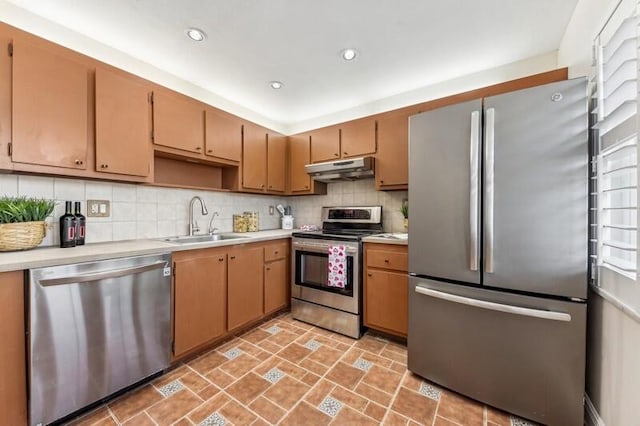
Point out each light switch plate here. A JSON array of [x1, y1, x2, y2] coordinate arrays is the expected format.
[[87, 200, 110, 217]]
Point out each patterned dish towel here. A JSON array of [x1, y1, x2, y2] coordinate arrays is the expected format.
[[328, 245, 346, 288]]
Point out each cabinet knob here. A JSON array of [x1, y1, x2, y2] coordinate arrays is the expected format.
[[196, 146, 202, 150], [367, 273, 372, 277], [230, 256, 236, 260], [260, 184, 265, 188], [334, 153, 339, 157], [384, 259, 390, 263], [269, 185, 272, 189], [343, 151, 348, 155], [379, 180, 384, 184], [274, 251, 279, 255], [75, 159, 83, 165], [100, 164, 109, 169], [218, 257, 224, 261], [266, 267, 271, 271], [304, 185, 309, 189], [207, 149, 213, 153]]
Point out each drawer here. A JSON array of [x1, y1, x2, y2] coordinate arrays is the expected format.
[[265, 241, 288, 262], [366, 249, 408, 271]]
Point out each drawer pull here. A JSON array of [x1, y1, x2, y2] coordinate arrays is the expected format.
[[384, 259, 389, 263], [367, 273, 372, 277], [218, 257, 224, 261], [230, 256, 236, 260]]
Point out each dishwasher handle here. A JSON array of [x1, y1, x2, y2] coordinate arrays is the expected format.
[[414, 285, 572, 322], [37, 260, 170, 287]]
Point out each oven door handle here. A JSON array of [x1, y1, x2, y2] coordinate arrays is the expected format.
[[292, 241, 358, 254]]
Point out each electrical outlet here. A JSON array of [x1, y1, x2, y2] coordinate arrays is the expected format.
[[87, 200, 110, 217], [269, 205, 275, 215]]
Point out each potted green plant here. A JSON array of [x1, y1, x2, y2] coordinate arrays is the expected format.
[[0, 196, 56, 251], [400, 200, 408, 230]]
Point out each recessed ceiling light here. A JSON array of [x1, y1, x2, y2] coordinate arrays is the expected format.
[[341, 48, 358, 61], [186, 28, 206, 42], [270, 81, 283, 89]]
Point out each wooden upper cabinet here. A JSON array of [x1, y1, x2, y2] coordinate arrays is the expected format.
[[375, 111, 410, 189], [242, 122, 268, 191], [310, 125, 340, 163], [153, 91, 204, 154], [95, 67, 151, 177], [11, 40, 88, 169], [205, 108, 242, 162], [289, 133, 312, 192], [0, 33, 12, 170], [267, 132, 286, 192], [340, 118, 377, 158]]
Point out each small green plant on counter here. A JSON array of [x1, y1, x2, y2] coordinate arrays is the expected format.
[[0, 197, 56, 223], [400, 200, 408, 219]]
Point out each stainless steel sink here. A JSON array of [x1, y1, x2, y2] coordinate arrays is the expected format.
[[161, 234, 248, 244]]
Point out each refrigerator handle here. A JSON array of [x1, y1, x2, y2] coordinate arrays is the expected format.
[[484, 107, 495, 273], [469, 110, 480, 271], [414, 286, 572, 322]]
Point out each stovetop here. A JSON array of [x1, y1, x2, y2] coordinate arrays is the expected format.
[[293, 206, 384, 241]]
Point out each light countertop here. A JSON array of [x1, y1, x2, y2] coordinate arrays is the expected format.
[[362, 233, 409, 246], [0, 229, 294, 273]]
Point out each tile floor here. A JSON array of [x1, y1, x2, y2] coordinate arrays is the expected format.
[[67, 313, 535, 426]]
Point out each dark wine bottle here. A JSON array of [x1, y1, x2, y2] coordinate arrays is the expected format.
[[59, 201, 76, 248], [74, 201, 86, 246]]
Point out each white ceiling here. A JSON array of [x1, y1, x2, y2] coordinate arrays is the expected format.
[[3, 0, 578, 129]]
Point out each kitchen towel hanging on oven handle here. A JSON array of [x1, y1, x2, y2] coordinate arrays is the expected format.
[[328, 245, 346, 288]]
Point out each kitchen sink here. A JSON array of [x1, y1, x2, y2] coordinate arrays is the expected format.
[[161, 234, 248, 244]]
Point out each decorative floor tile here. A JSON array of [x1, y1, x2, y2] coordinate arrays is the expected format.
[[199, 412, 227, 426], [222, 347, 243, 360], [304, 339, 322, 351], [511, 416, 538, 426], [266, 325, 282, 335], [263, 367, 286, 384], [317, 396, 343, 417], [157, 379, 184, 397], [353, 358, 373, 372], [419, 381, 442, 401]]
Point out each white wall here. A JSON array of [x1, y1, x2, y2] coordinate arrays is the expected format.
[[0, 174, 286, 247], [559, 1, 640, 424]]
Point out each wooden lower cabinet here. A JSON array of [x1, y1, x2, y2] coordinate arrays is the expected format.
[[0, 271, 27, 425], [264, 240, 290, 315], [364, 243, 408, 337], [173, 248, 227, 359], [227, 245, 265, 331]]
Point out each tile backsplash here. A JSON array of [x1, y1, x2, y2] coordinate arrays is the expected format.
[[0, 174, 286, 247], [290, 180, 408, 233], [0, 174, 407, 247]]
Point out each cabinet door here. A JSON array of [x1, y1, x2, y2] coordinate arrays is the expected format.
[[340, 118, 376, 158], [310, 125, 340, 163], [289, 133, 312, 192], [242, 122, 267, 190], [264, 258, 288, 315], [0, 271, 27, 425], [364, 269, 408, 336], [228, 245, 264, 330], [95, 67, 151, 177], [174, 252, 227, 358], [205, 108, 242, 162], [376, 112, 409, 188], [153, 91, 204, 154], [12, 40, 88, 169], [267, 132, 286, 192]]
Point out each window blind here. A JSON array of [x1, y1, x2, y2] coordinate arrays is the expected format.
[[591, 0, 640, 310]]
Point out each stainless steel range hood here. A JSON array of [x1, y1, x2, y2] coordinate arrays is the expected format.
[[305, 156, 374, 182]]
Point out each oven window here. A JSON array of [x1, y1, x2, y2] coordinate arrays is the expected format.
[[295, 250, 353, 297]]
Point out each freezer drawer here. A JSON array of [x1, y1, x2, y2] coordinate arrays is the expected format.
[[407, 277, 586, 426]]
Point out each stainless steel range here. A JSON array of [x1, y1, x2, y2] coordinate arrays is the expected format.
[[291, 206, 383, 338]]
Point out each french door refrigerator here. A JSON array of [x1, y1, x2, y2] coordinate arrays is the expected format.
[[407, 78, 588, 426]]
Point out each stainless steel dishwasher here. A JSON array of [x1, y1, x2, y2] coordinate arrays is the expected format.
[[28, 253, 172, 426]]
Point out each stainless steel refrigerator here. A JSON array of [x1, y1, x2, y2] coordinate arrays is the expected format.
[[407, 78, 588, 426]]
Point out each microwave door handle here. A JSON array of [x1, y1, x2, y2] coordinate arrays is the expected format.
[[469, 110, 480, 271], [484, 107, 495, 273]]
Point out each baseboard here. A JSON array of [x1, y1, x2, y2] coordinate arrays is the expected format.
[[585, 393, 605, 426]]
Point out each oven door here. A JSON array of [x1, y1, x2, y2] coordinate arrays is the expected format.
[[291, 238, 360, 314]]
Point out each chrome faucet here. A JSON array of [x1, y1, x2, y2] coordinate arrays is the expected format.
[[208, 211, 220, 235], [189, 196, 208, 236]]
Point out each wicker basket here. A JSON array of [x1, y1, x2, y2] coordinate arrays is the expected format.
[[0, 221, 47, 251]]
